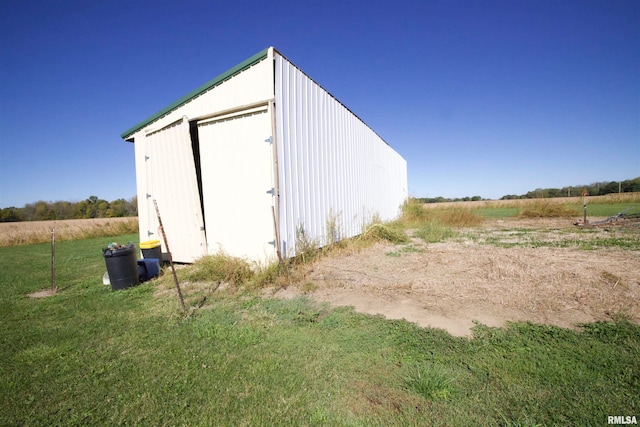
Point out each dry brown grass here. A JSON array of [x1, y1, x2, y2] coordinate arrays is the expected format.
[[0, 217, 139, 247], [400, 200, 483, 228], [517, 200, 579, 218]]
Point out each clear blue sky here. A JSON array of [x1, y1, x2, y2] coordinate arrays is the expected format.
[[1, 0, 638, 208]]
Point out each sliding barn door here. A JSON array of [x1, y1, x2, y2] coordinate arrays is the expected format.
[[138, 116, 207, 263], [197, 106, 276, 262]]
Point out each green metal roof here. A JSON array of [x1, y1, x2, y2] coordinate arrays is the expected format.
[[121, 48, 269, 140]]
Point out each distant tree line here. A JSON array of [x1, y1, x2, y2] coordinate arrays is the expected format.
[[415, 177, 640, 204], [0, 196, 138, 222], [417, 196, 484, 204], [499, 177, 640, 200]]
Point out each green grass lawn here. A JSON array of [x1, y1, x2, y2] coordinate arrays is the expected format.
[[1, 234, 638, 425], [475, 203, 640, 219], [573, 202, 640, 218], [476, 207, 520, 218]]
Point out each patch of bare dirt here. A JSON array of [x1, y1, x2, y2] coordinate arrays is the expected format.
[[28, 289, 57, 298], [273, 219, 640, 336]]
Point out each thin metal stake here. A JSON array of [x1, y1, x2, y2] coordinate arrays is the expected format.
[[582, 189, 588, 225], [271, 205, 284, 266], [51, 227, 56, 292], [153, 199, 187, 316]]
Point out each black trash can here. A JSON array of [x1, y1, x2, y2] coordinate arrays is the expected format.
[[103, 244, 140, 291], [140, 239, 162, 261]]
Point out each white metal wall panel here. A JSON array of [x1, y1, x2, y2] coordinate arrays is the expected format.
[[197, 108, 276, 262], [134, 134, 150, 241], [274, 53, 408, 258], [138, 117, 207, 263]]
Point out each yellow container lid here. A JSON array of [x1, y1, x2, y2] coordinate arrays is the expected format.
[[140, 240, 161, 249]]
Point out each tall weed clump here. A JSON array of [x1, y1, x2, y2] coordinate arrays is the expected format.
[[414, 222, 454, 243], [399, 199, 483, 228], [442, 207, 484, 227], [395, 199, 482, 243], [360, 223, 409, 243], [325, 210, 342, 245], [404, 364, 457, 400], [180, 253, 254, 287], [518, 200, 579, 218], [295, 225, 320, 264], [175, 253, 283, 292], [399, 199, 431, 226]]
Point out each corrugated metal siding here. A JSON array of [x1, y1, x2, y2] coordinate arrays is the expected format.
[[274, 53, 408, 258], [137, 116, 207, 263], [197, 106, 276, 262]]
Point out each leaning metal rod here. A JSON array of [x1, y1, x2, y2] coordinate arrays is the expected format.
[[271, 205, 284, 266], [51, 227, 55, 292], [153, 199, 187, 316]]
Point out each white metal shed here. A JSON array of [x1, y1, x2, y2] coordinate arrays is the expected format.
[[122, 47, 407, 263]]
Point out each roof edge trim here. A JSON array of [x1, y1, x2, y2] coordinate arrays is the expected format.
[[121, 47, 270, 140]]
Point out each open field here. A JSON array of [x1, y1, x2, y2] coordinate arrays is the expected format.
[[1, 207, 639, 425], [0, 217, 138, 247], [423, 192, 640, 208], [421, 193, 640, 222]]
